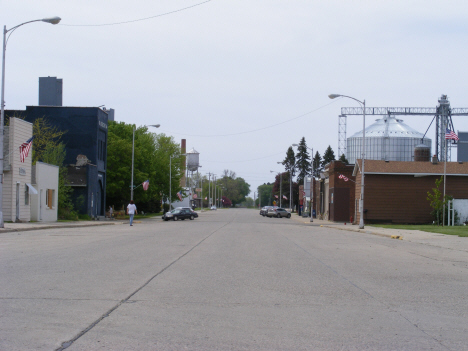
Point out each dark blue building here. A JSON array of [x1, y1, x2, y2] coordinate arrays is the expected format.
[[5, 106, 108, 218]]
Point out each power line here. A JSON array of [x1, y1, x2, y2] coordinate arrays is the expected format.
[[160, 99, 339, 138], [204, 151, 284, 163], [60, 0, 212, 27]]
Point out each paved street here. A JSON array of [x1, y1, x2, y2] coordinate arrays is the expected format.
[[1, 209, 468, 351]]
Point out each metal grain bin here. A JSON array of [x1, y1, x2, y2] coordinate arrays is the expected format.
[[347, 116, 431, 164]]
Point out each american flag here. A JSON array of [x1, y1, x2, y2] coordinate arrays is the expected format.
[[339, 174, 349, 182], [302, 191, 306, 197], [283, 195, 288, 200], [20, 137, 33, 163], [275, 195, 278, 199], [445, 128, 459, 141], [177, 191, 183, 201], [142, 180, 149, 191]]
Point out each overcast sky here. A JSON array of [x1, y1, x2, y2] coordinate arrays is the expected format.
[[4, 0, 468, 196]]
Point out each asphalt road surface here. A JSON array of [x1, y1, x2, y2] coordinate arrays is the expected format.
[[1, 209, 467, 351]]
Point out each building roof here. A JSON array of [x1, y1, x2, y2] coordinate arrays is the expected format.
[[349, 116, 426, 139], [353, 160, 468, 176]]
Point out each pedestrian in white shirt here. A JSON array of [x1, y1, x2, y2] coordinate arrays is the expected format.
[[127, 200, 137, 226]]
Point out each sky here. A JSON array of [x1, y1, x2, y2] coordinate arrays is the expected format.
[[3, 0, 468, 196]]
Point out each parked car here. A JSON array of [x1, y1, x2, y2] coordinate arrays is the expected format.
[[266, 207, 291, 218], [163, 208, 198, 221], [260, 206, 274, 216], [210, 206, 217, 210]]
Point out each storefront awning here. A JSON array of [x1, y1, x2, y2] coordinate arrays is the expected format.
[[26, 183, 38, 195]]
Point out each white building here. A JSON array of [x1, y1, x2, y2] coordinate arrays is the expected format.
[[3, 118, 35, 222], [30, 162, 59, 222]]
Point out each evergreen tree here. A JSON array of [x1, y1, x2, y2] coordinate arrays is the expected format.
[[312, 151, 322, 178], [339, 153, 349, 165], [322, 145, 336, 168], [295, 137, 311, 185], [282, 146, 296, 177]]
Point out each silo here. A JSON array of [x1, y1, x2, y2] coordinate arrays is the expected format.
[[347, 116, 431, 164], [186, 148, 200, 171], [414, 144, 431, 162]]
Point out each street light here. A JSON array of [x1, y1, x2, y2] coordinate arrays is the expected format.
[[169, 153, 186, 210], [270, 170, 282, 207], [329, 94, 366, 229], [292, 143, 313, 222], [131, 124, 160, 201], [0, 16, 61, 227]]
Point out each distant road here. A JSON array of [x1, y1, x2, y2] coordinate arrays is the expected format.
[[1, 209, 467, 350]]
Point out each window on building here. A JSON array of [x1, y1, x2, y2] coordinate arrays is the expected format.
[[46, 189, 54, 209], [25, 186, 29, 205]]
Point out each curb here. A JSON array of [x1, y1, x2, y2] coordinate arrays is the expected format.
[[318, 224, 402, 240], [0, 222, 120, 234]]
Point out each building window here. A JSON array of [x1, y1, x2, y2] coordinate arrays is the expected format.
[[25, 186, 29, 205], [46, 189, 54, 209]]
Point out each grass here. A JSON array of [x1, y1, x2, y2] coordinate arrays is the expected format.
[[368, 224, 468, 237]]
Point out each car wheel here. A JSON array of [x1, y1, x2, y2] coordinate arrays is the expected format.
[[190, 215, 194, 220], [287, 214, 291, 218], [173, 216, 178, 221]]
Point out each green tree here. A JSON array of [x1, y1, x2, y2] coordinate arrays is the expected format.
[[322, 145, 336, 168], [339, 153, 349, 165], [312, 151, 322, 178], [427, 176, 452, 225], [295, 137, 311, 185], [32, 118, 76, 219], [258, 183, 273, 206], [106, 122, 182, 212], [31, 117, 67, 164], [282, 146, 296, 177], [218, 170, 250, 206]]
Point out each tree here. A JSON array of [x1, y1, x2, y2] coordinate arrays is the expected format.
[[218, 170, 250, 207], [282, 146, 296, 177], [427, 176, 452, 225], [295, 137, 311, 185], [313, 151, 322, 178], [106, 122, 182, 212], [258, 183, 273, 206], [222, 195, 232, 208], [339, 153, 349, 165], [32, 117, 67, 164], [32, 118, 75, 219], [322, 145, 336, 168]]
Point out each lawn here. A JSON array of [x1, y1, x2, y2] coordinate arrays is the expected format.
[[369, 224, 468, 237]]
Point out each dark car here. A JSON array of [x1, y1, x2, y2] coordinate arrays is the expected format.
[[163, 208, 198, 221], [266, 207, 291, 218]]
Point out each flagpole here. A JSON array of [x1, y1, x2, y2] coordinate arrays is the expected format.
[[443, 133, 447, 226]]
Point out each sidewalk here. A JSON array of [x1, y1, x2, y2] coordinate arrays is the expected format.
[[291, 214, 468, 253]]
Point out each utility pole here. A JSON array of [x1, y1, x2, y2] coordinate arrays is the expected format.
[[208, 173, 211, 207]]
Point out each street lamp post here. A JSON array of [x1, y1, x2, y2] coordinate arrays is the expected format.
[[169, 152, 186, 210], [131, 124, 160, 201], [0, 16, 61, 228], [329, 94, 366, 229]]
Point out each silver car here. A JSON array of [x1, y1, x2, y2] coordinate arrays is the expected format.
[[266, 207, 291, 218]]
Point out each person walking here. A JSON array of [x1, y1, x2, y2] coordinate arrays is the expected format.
[[127, 200, 137, 226]]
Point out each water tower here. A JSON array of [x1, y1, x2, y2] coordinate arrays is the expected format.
[[186, 148, 200, 171]]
